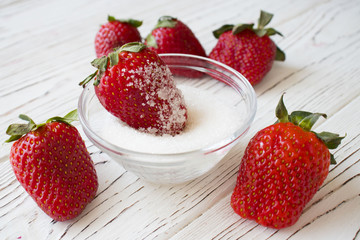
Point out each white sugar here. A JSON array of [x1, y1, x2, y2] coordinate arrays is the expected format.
[[125, 62, 186, 135], [97, 85, 244, 154]]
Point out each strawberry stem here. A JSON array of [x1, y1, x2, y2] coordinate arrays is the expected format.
[[79, 70, 98, 87]]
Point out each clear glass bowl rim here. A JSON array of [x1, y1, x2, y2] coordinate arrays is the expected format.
[[78, 53, 257, 159]]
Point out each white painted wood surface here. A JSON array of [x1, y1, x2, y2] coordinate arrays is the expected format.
[[1, 0, 359, 239]]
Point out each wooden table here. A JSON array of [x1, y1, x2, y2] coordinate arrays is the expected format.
[[1, 0, 359, 239]]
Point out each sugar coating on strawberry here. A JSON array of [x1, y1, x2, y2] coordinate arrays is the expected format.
[[231, 95, 344, 229], [95, 16, 142, 58], [209, 11, 285, 85], [6, 111, 98, 221], [82, 42, 187, 136]]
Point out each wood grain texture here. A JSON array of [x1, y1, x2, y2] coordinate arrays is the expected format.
[[1, 0, 359, 239]]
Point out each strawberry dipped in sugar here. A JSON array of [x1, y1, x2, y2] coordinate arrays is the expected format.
[[95, 15, 142, 58], [81, 42, 187, 136], [6, 110, 98, 221], [209, 10, 285, 85], [231, 95, 344, 229]]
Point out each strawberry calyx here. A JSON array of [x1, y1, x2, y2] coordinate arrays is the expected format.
[[80, 42, 147, 87], [145, 16, 178, 48], [275, 94, 344, 164], [154, 16, 178, 29], [5, 110, 78, 143], [107, 15, 142, 28], [145, 34, 158, 48], [212, 10, 285, 61]]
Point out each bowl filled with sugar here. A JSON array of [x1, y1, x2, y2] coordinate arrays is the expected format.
[[78, 53, 257, 184]]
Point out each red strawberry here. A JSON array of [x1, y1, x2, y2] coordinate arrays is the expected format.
[[231, 95, 344, 229], [145, 16, 206, 57], [145, 16, 206, 78], [5, 110, 98, 222], [209, 10, 285, 85], [81, 42, 187, 136], [95, 15, 142, 58]]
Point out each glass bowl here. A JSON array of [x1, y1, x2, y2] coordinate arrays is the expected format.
[[78, 53, 257, 184]]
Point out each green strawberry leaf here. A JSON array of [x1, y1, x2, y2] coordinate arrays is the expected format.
[[5, 114, 37, 142], [275, 94, 289, 123], [47, 109, 78, 125], [145, 34, 158, 48], [276, 96, 326, 131], [253, 28, 267, 37], [63, 109, 78, 122], [155, 16, 177, 29], [275, 46, 286, 61], [107, 15, 143, 28], [266, 28, 283, 37], [91, 56, 109, 85], [125, 19, 143, 28], [315, 131, 345, 149], [91, 55, 108, 72], [258, 10, 273, 29], [5, 111, 79, 143], [109, 51, 119, 67], [19, 114, 36, 126], [232, 24, 254, 35], [213, 24, 235, 38], [298, 113, 327, 131], [330, 154, 337, 164], [5, 134, 23, 143], [289, 111, 312, 125], [119, 42, 147, 53], [107, 15, 117, 22], [80, 42, 147, 87], [315, 131, 345, 165], [273, 94, 344, 162]]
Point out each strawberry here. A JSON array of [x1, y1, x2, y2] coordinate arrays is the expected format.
[[81, 42, 187, 136], [209, 10, 285, 85], [231, 95, 344, 229], [145, 16, 206, 78], [95, 15, 142, 58], [5, 110, 98, 221], [145, 16, 206, 57]]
